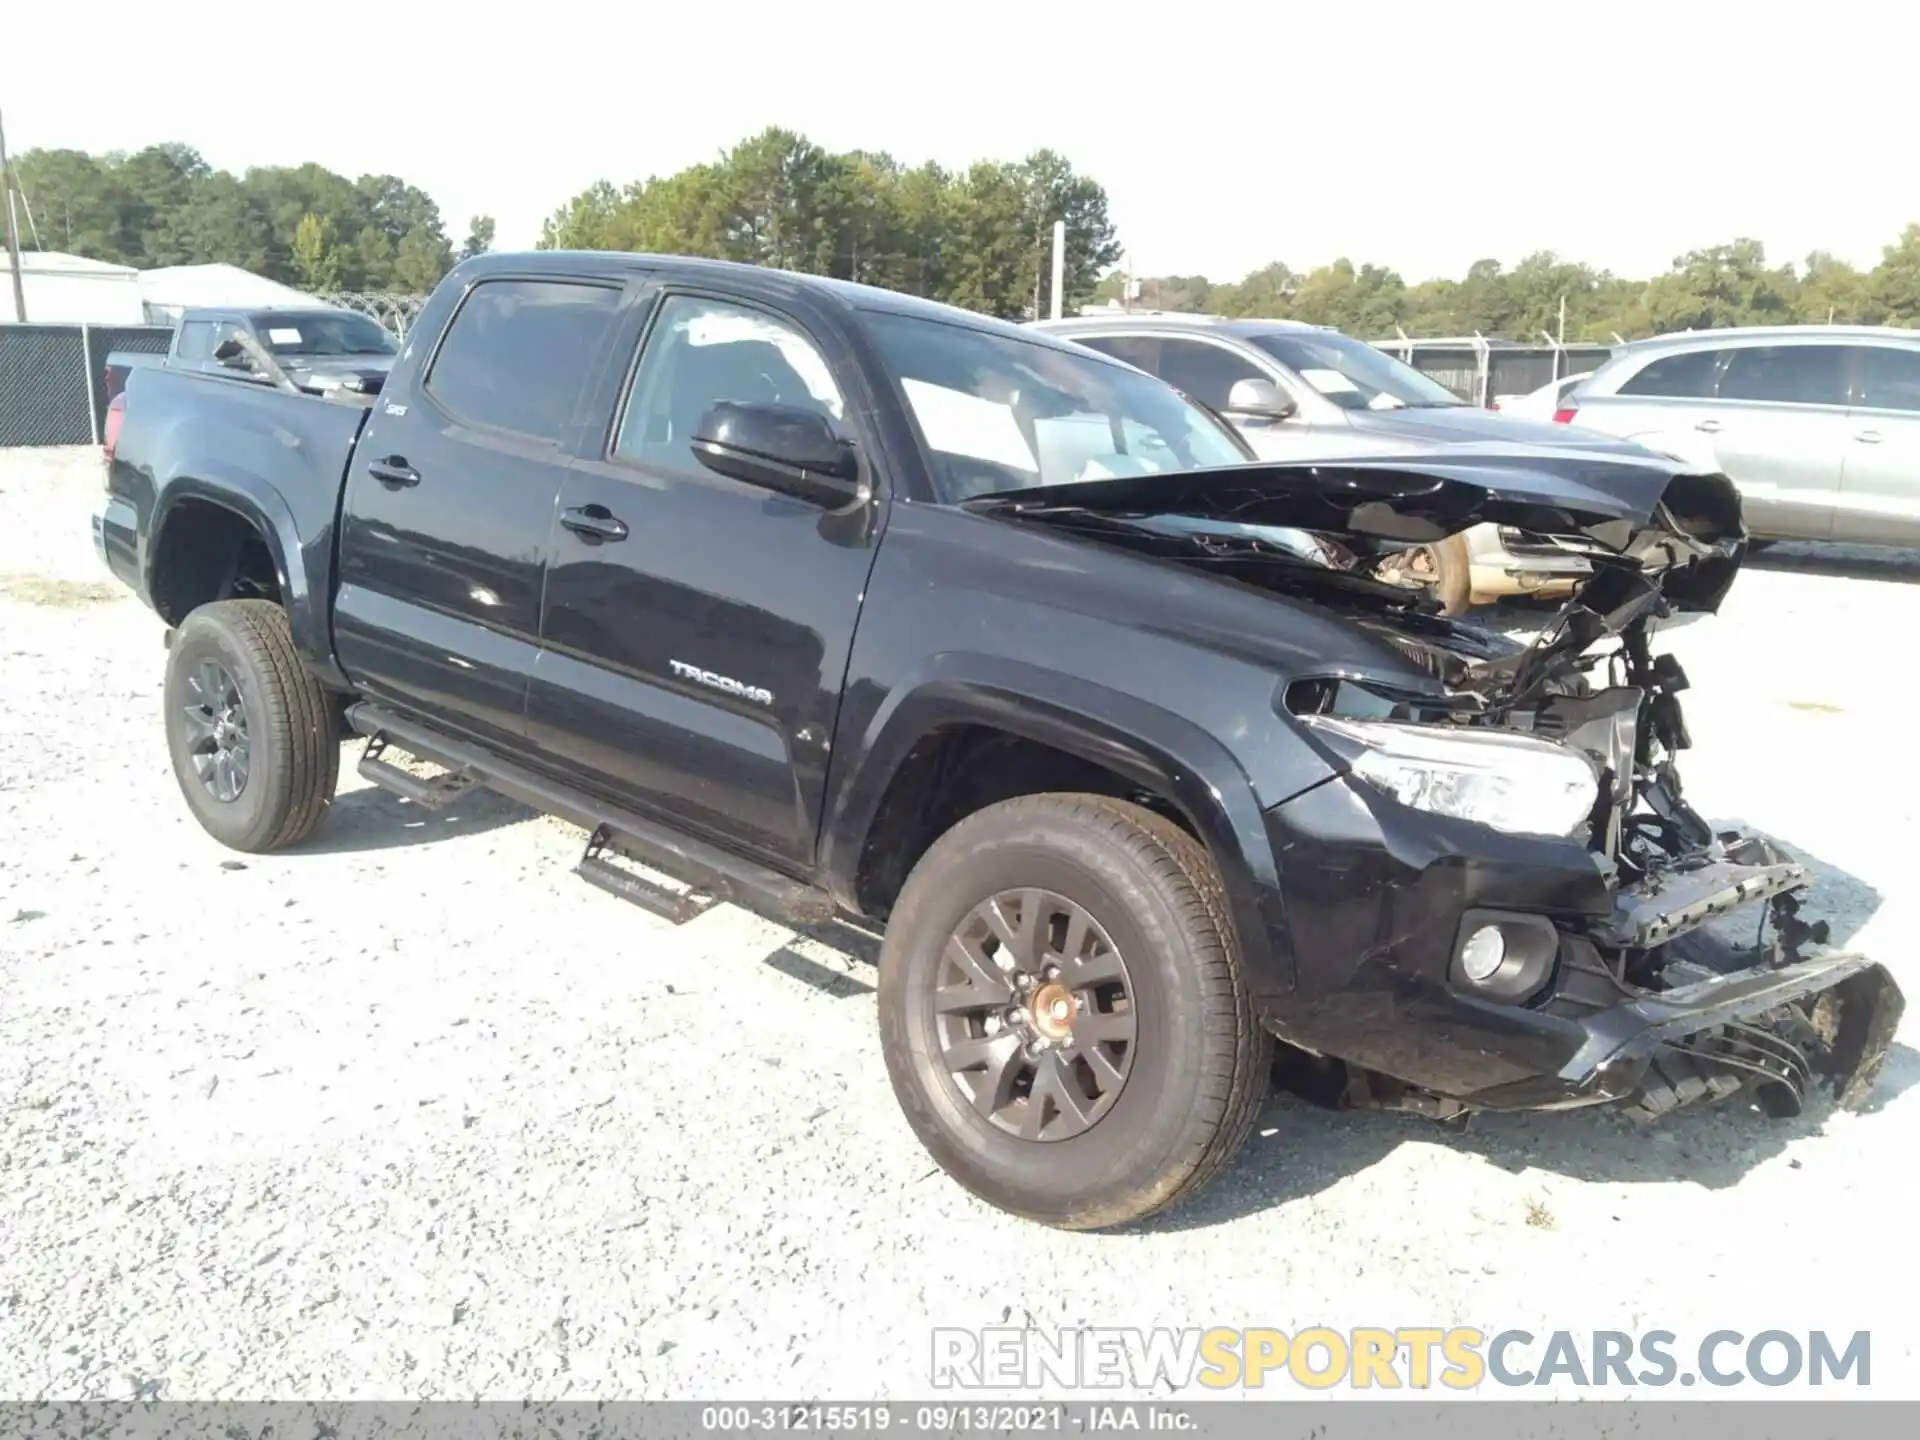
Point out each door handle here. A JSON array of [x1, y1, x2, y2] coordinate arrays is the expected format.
[[560, 504, 629, 542], [1855, 429, 1883, 444], [1694, 419, 1723, 434], [368, 456, 420, 488]]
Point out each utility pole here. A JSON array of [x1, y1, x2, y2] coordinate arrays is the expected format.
[[1049, 220, 1066, 320], [0, 106, 29, 322]]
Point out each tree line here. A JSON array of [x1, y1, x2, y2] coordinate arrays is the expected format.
[[538, 128, 1123, 321], [12, 131, 1920, 341], [1097, 233, 1920, 341], [7, 143, 494, 293]]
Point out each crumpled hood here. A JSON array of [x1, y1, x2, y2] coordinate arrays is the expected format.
[[968, 444, 1747, 613]]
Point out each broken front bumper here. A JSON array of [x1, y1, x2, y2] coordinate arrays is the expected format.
[[1261, 776, 1905, 1119], [1468, 945, 1904, 1118]]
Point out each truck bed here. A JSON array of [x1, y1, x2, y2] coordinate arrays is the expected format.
[[97, 363, 374, 678]]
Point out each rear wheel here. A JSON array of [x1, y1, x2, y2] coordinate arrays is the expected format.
[[163, 600, 339, 852], [878, 794, 1269, 1229]]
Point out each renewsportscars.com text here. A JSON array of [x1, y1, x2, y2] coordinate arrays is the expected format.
[[931, 1327, 1872, 1391]]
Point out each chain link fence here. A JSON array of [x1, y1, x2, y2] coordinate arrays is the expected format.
[[0, 324, 173, 448], [314, 291, 430, 339], [2, 294, 428, 448], [1367, 336, 1617, 405]]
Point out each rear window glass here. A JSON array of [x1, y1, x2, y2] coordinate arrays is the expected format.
[[1618, 349, 1720, 398], [1852, 345, 1920, 413], [425, 279, 622, 442]]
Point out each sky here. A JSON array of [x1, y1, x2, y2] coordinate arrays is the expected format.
[[8, 0, 1913, 284]]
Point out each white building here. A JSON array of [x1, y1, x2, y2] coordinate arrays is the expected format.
[[0, 251, 145, 324], [137, 263, 319, 324]]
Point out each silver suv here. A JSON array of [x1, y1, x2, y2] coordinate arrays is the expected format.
[[1030, 314, 1656, 612], [1566, 325, 1920, 545]]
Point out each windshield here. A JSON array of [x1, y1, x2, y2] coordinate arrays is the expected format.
[[862, 312, 1248, 502], [1249, 331, 1465, 410], [251, 313, 397, 358]]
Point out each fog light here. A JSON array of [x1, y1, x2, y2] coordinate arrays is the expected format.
[[1459, 925, 1506, 982], [1450, 909, 1560, 1002]]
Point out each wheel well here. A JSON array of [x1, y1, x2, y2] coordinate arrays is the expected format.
[[852, 724, 1193, 920], [150, 499, 282, 625]]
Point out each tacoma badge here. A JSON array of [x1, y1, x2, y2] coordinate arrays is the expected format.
[[669, 660, 773, 706]]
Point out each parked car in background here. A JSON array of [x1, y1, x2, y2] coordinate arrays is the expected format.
[[1030, 316, 1658, 613], [1563, 326, 1920, 545], [104, 306, 399, 406], [1492, 371, 1591, 420]]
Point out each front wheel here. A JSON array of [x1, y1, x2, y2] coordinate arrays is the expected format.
[[163, 600, 340, 852], [878, 794, 1270, 1229], [1426, 534, 1473, 616]]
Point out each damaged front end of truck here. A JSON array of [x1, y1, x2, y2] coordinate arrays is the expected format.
[[971, 447, 1904, 1124]]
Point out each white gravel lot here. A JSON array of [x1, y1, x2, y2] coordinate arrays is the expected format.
[[1, 445, 1916, 1402]]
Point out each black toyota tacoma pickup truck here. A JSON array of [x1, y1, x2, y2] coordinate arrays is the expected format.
[[93, 251, 1902, 1230]]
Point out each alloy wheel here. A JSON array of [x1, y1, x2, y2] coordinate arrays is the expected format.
[[932, 887, 1137, 1142], [180, 659, 251, 803]]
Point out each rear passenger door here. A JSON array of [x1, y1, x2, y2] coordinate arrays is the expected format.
[[1836, 343, 1920, 544], [1709, 344, 1852, 540], [335, 275, 624, 748], [525, 287, 885, 872]]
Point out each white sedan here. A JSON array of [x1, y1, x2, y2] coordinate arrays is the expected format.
[[1491, 371, 1591, 421]]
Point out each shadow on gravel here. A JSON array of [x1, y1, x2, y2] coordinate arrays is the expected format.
[[1139, 822, 1909, 1233], [1141, 1043, 1919, 1234], [297, 782, 534, 854], [1745, 541, 1920, 585]]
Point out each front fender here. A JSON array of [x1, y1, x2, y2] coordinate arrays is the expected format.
[[147, 463, 347, 688], [821, 653, 1302, 998]]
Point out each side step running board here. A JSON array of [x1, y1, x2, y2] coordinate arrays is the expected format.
[[357, 735, 475, 810], [344, 703, 836, 928], [578, 826, 716, 925]]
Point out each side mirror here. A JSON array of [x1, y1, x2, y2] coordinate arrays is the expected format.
[[1224, 377, 1296, 422], [690, 401, 867, 510]]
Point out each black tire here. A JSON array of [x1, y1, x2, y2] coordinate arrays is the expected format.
[[163, 599, 340, 853], [878, 794, 1270, 1230], [1429, 534, 1473, 616]]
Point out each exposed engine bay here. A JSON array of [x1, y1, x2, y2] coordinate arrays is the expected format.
[[971, 451, 1904, 1123]]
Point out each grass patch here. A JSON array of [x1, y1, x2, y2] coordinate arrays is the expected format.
[[0, 573, 125, 607]]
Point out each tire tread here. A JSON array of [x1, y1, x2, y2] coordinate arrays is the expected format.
[[172, 599, 338, 852]]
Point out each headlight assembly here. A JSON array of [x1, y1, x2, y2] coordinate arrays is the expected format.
[[1301, 714, 1600, 838]]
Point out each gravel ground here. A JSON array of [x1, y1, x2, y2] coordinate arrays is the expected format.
[[2, 445, 1916, 1401]]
